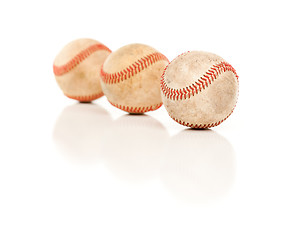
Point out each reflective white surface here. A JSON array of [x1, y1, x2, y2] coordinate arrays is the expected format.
[[54, 107, 236, 204], [1, 0, 293, 239], [160, 129, 236, 204]]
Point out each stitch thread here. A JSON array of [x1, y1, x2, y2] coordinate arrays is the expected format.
[[161, 61, 239, 100], [101, 52, 169, 84], [53, 43, 111, 76], [169, 105, 236, 129], [108, 100, 162, 113], [161, 52, 239, 128], [65, 92, 104, 102]]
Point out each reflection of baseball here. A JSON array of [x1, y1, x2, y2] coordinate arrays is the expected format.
[[161, 51, 239, 128], [101, 115, 169, 182], [160, 129, 235, 204], [53, 39, 111, 102], [53, 103, 112, 164], [100, 43, 169, 113]]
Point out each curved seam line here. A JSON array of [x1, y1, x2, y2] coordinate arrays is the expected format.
[[101, 52, 169, 84], [169, 105, 236, 128], [53, 43, 111, 76], [65, 92, 104, 101], [161, 61, 239, 101], [108, 100, 162, 113]]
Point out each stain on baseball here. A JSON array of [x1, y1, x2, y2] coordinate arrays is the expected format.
[[161, 51, 239, 128], [53, 38, 111, 102], [100, 43, 169, 113]]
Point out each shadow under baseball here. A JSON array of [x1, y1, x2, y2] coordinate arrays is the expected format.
[[160, 129, 236, 204], [101, 114, 170, 183], [53, 103, 112, 164]]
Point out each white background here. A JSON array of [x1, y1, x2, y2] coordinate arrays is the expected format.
[[0, 0, 292, 239]]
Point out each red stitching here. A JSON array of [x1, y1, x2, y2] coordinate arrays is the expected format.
[[108, 100, 163, 113], [169, 105, 236, 129], [65, 92, 104, 102], [161, 52, 239, 128], [101, 52, 169, 84], [53, 43, 111, 76], [161, 61, 239, 100]]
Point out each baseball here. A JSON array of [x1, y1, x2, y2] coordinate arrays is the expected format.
[[53, 38, 111, 102], [100, 43, 169, 113], [161, 51, 239, 128]]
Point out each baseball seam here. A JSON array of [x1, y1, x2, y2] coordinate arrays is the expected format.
[[53, 43, 111, 76], [65, 92, 104, 102], [108, 100, 163, 113], [161, 61, 239, 100], [100, 52, 169, 84], [169, 105, 236, 128], [161, 51, 239, 128]]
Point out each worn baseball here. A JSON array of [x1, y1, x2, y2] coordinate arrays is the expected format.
[[53, 38, 111, 102], [100, 43, 169, 113], [161, 51, 239, 128]]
